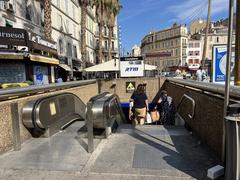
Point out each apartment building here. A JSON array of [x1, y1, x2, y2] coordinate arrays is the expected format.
[[141, 24, 188, 71], [131, 44, 141, 57], [0, 0, 58, 85], [191, 24, 235, 61], [96, 22, 119, 63], [186, 40, 202, 69], [51, 0, 82, 80]]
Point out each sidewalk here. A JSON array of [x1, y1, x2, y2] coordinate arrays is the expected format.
[[0, 123, 219, 180]]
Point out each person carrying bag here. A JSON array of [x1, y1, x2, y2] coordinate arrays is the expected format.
[[129, 84, 149, 126], [151, 107, 160, 123]]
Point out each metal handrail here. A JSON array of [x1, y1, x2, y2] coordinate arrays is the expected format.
[[0, 79, 96, 101], [167, 78, 240, 99], [177, 94, 196, 119]]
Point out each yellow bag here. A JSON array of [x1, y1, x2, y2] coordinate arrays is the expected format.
[[151, 110, 160, 122]]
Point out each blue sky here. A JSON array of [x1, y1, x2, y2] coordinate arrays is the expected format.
[[118, 0, 230, 54]]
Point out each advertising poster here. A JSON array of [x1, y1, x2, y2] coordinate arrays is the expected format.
[[212, 45, 235, 84], [120, 57, 144, 77], [33, 66, 49, 85]]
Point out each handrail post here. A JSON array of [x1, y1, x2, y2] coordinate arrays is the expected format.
[[86, 102, 94, 153], [11, 103, 21, 151]]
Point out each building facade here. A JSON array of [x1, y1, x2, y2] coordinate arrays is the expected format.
[[51, 0, 82, 81], [131, 44, 141, 57], [192, 24, 235, 61], [0, 0, 58, 85], [95, 22, 119, 63], [141, 24, 188, 72], [190, 19, 207, 35], [186, 39, 201, 69]]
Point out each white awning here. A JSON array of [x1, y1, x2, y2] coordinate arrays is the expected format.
[[58, 64, 72, 71], [84, 59, 157, 72]]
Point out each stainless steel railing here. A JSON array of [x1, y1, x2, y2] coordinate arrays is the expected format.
[[177, 94, 196, 119], [0, 79, 96, 101]]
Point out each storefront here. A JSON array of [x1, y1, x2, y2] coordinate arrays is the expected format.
[[0, 27, 59, 85]]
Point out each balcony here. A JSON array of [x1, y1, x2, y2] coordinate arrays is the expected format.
[[182, 43, 187, 48], [95, 31, 117, 39]]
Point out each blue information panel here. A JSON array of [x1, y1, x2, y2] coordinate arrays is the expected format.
[[212, 45, 235, 84]]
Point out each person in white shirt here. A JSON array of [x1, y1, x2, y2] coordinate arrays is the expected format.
[[196, 66, 206, 81]]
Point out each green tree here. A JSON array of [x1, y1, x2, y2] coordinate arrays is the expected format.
[[44, 0, 52, 40], [79, 0, 91, 68], [92, 0, 107, 64], [106, 0, 121, 61]]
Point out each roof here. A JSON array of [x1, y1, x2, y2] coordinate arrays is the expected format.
[[84, 59, 157, 72]]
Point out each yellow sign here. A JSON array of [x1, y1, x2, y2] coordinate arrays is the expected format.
[[126, 82, 135, 93]]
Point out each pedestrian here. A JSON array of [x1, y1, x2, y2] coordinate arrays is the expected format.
[[129, 84, 149, 126], [196, 66, 206, 81], [56, 77, 63, 83], [156, 90, 175, 125]]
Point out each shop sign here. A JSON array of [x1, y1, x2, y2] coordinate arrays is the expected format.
[[120, 57, 144, 77], [28, 32, 57, 54], [212, 45, 235, 84], [126, 81, 135, 93], [0, 27, 28, 46], [0, 27, 57, 54]]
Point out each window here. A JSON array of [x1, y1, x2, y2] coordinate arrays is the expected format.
[[58, 14, 63, 29], [57, 0, 60, 8], [65, 0, 68, 13], [195, 42, 200, 48], [67, 43, 72, 57], [111, 41, 114, 50], [41, 4, 44, 26], [216, 36, 219, 43], [104, 27, 107, 36], [188, 51, 193, 56], [59, 39, 64, 54], [66, 20, 69, 32], [188, 59, 193, 64], [72, 4, 75, 19], [73, 24, 76, 38], [104, 41, 108, 50], [195, 51, 200, 56], [188, 43, 193, 48], [25, 0, 32, 21], [73, 45, 77, 58], [194, 59, 199, 64], [0, 1, 4, 9]]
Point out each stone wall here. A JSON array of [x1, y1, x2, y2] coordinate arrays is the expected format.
[[163, 81, 224, 158], [99, 77, 166, 103], [0, 83, 98, 154]]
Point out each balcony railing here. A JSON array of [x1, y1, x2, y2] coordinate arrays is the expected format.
[[95, 31, 117, 39]]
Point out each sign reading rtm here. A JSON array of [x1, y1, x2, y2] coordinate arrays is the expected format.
[[125, 67, 139, 72]]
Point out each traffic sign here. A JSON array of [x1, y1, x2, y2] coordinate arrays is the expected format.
[[126, 82, 135, 93]]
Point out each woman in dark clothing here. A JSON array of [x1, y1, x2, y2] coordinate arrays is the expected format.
[[129, 84, 149, 125], [157, 90, 175, 125]]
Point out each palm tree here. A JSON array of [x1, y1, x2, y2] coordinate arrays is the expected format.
[[92, 0, 107, 64], [79, 0, 91, 68], [106, 0, 121, 61], [44, 0, 52, 40]]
